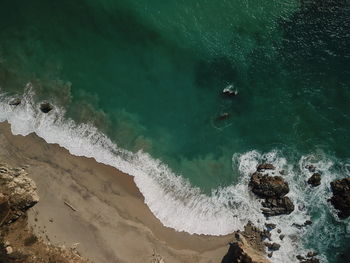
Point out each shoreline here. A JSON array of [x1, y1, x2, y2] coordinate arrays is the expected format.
[[0, 121, 233, 263]]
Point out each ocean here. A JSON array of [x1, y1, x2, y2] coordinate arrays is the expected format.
[[0, 0, 350, 262]]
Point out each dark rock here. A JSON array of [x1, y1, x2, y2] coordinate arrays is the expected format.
[[329, 178, 350, 219], [297, 255, 305, 261], [39, 103, 53, 113], [277, 229, 281, 234], [292, 220, 312, 229], [299, 257, 320, 263], [304, 220, 312, 226], [307, 251, 318, 258], [265, 242, 280, 251], [261, 196, 294, 216], [268, 252, 273, 258], [307, 173, 321, 187], [279, 234, 285, 241], [9, 98, 21, 106], [265, 223, 276, 230], [296, 252, 320, 263], [261, 230, 271, 241], [257, 164, 275, 172], [249, 173, 289, 198]]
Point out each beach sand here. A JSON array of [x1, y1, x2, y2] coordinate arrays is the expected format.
[[0, 122, 233, 263]]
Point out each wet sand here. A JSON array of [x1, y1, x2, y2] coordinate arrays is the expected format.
[[0, 122, 232, 263]]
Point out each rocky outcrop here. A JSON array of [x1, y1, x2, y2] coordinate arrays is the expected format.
[[221, 223, 270, 263], [329, 178, 350, 219], [0, 163, 90, 263], [249, 172, 289, 198], [249, 165, 294, 216], [0, 164, 39, 224], [307, 173, 321, 187]]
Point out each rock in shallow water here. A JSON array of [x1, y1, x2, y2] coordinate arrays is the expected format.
[[257, 163, 275, 172], [307, 173, 321, 187], [9, 98, 21, 106], [265, 242, 280, 251], [40, 103, 53, 113], [261, 196, 294, 216], [249, 172, 290, 198], [329, 178, 350, 219]]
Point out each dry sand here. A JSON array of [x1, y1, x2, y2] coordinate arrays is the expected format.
[[0, 122, 233, 263]]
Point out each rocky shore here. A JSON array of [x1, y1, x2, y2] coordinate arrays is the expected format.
[[1, 119, 350, 263]]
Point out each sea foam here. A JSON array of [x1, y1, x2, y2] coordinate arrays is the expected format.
[[0, 86, 347, 263]]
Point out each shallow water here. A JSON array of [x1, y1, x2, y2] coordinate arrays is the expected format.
[[1, 0, 350, 262]]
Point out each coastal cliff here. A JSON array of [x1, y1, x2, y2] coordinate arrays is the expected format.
[[0, 163, 90, 263]]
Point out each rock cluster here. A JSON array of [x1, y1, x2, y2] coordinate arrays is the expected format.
[[249, 165, 294, 216], [329, 178, 350, 219]]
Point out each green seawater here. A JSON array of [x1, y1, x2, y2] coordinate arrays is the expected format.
[[1, 0, 350, 262]]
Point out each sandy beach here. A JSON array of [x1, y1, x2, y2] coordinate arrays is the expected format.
[[0, 122, 233, 263]]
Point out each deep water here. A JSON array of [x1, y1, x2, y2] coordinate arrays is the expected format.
[[0, 0, 350, 262]]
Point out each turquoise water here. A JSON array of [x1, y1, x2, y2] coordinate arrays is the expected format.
[[1, 0, 350, 262]]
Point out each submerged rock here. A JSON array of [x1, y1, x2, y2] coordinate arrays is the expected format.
[[307, 173, 321, 187], [329, 178, 350, 219], [249, 172, 289, 198], [40, 103, 53, 113], [216, 112, 230, 121]]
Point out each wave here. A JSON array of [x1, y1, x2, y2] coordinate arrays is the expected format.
[[0, 85, 348, 262]]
